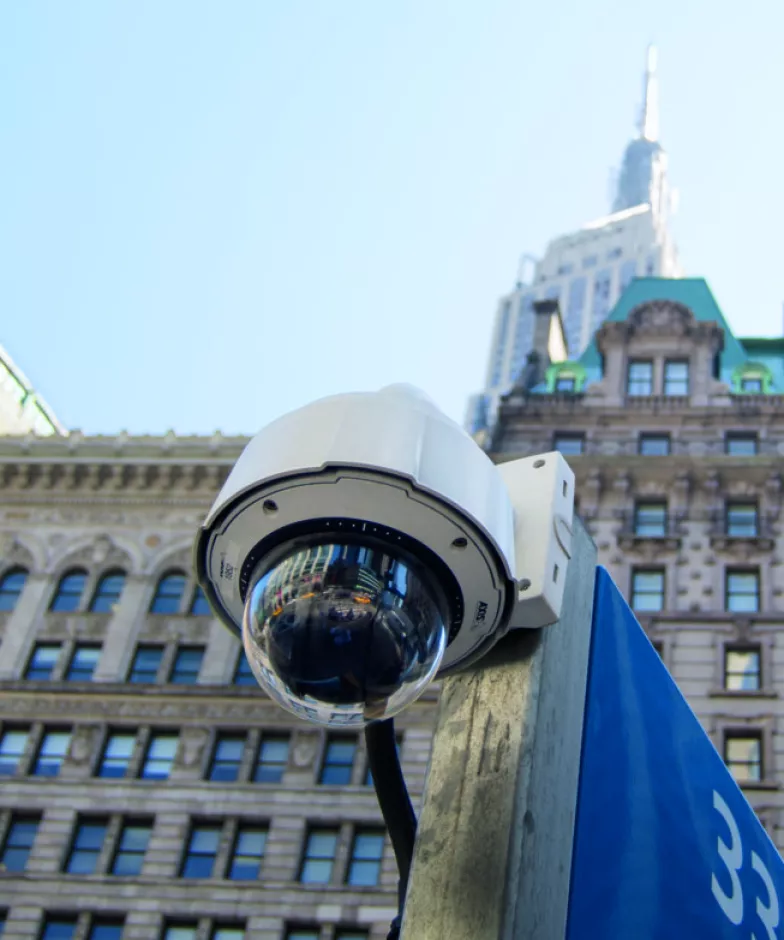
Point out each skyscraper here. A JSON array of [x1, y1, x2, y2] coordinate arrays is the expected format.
[[466, 46, 681, 435]]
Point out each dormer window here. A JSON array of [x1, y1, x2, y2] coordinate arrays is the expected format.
[[732, 362, 771, 395], [627, 361, 653, 396], [741, 377, 762, 394], [555, 376, 575, 393], [664, 361, 689, 396]]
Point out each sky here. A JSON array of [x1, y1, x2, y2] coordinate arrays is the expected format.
[[1, 1, 783, 436]]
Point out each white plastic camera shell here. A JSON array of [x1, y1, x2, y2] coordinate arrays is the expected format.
[[194, 385, 575, 674]]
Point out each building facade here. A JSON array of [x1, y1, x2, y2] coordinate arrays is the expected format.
[[490, 276, 784, 849], [465, 46, 681, 435]]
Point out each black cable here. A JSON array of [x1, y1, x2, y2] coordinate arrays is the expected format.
[[364, 717, 417, 940]]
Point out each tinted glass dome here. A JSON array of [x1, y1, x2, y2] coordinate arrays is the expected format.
[[242, 538, 448, 727]]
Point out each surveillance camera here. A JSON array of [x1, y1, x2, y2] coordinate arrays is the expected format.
[[194, 384, 574, 728]]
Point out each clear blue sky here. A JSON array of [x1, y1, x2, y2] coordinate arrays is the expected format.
[[2, 2, 782, 435]]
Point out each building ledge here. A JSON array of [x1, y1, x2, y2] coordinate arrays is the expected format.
[[708, 689, 779, 699]]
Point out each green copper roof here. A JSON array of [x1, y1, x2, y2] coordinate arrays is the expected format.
[[577, 277, 755, 387]]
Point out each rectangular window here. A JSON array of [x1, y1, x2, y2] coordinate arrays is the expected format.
[[141, 733, 178, 780], [111, 821, 152, 876], [633, 501, 667, 537], [664, 360, 689, 396], [181, 824, 221, 878], [229, 825, 267, 880], [346, 829, 385, 886], [65, 644, 101, 681], [335, 933, 370, 940], [99, 731, 137, 778], [40, 918, 78, 940], [164, 924, 198, 940], [726, 502, 758, 538], [0, 727, 29, 776], [254, 735, 289, 783], [741, 377, 763, 393], [1, 814, 39, 872], [210, 734, 245, 782], [726, 433, 758, 456], [319, 736, 357, 785], [233, 653, 256, 686], [631, 569, 665, 612], [212, 928, 246, 940], [127, 645, 163, 684], [25, 643, 61, 680], [724, 733, 762, 783], [555, 377, 576, 392], [285, 932, 320, 940], [725, 647, 761, 692], [638, 433, 671, 456], [627, 361, 653, 396], [34, 729, 71, 777], [299, 828, 338, 883], [553, 433, 584, 457], [726, 570, 760, 613], [88, 920, 125, 940], [169, 646, 205, 684], [65, 817, 109, 874]]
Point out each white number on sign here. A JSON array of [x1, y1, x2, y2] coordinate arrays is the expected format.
[[711, 790, 781, 938], [712, 790, 744, 926]]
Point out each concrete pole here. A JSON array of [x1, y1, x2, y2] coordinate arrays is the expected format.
[[401, 519, 597, 940]]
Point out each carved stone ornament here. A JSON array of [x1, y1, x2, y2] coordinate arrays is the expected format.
[[292, 730, 321, 769], [628, 300, 696, 337]]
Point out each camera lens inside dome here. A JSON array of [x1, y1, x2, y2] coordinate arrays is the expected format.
[[241, 537, 448, 727]]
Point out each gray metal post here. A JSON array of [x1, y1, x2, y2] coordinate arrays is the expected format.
[[401, 519, 596, 940]]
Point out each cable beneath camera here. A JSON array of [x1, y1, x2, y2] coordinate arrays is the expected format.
[[364, 718, 417, 940]]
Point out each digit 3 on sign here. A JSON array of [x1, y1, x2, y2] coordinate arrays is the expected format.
[[711, 790, 780, 939]]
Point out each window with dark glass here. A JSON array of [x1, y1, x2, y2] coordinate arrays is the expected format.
[[555, 376, 575, 393], [254, 735, 289, 783], [0, 727, 29, 775], [726, 433, 758, 456], [553, 433, 584, 457], [88, 920, 125, 940], [49, 569, 88, 613], [233, 652, 256, 686], [1, 814, 39, 872], [65, 817, 108, 874], [725, 647, 761, 692], [34, 730, 71, 777], [210, 734, 245, 782], [319, 736, 357, 785], [127, 645, 163, 683], [98, 731, 136, 778], [169, 646, 204, 684], [284, 931, 319, 940], [150, 572, 186, 615], [346, 829, 385, 886], [40, 917, 78, 940], [639, 433, 670, 456], [111, 821, 152, 876], [299, 828, 338, 883], [0, 567, 27, 612], [627, 361, 653, 396], [65, 644, 101, 681], [228, 825, 267, 880], [630, 569, 665, 612], [89, 570, 126, 614], [741, 377, 763, 393], [724, 732, 762, 783], [189, 586, 211, 616], [726, 570, 760, 613], [141, 733, 178, 780], [25, 643, 61, 680], [633, 501, 667, 537], [663, 360, 689, 396], [181, 824, 221, 878], [726, 502, 758, 537]]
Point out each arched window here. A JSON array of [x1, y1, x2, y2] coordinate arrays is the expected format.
[[732, 362, 773, 395], [546, 361, 588, 394], [0, 567, 28, 612], [89, 570, 126, 614], [50, 569, 88, 613], [189, 585, 211, 617], [150, 571, 187, 615]]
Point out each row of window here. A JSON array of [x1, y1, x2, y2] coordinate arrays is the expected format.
[[0, 727, 385, 786], [630, 567, 761, 614], [559, 360, 763, 399], [0, 918, 365, 940], [553, 430, 759, 457], [626, 500, 761, 538], [0, 568, 211, 615], [20, 642, 256, 686], [0, 812, 386, 887]]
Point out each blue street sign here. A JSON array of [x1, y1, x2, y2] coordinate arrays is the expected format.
[[567, 566, 784, 939]]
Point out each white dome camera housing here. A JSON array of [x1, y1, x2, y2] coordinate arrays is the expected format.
[[194, 384, 574, 728]]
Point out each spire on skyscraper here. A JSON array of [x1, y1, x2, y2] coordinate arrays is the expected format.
[[639, 44, 659, 143]]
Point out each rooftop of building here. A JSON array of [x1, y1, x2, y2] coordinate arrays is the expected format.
[[0, 342, 66, 437]]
